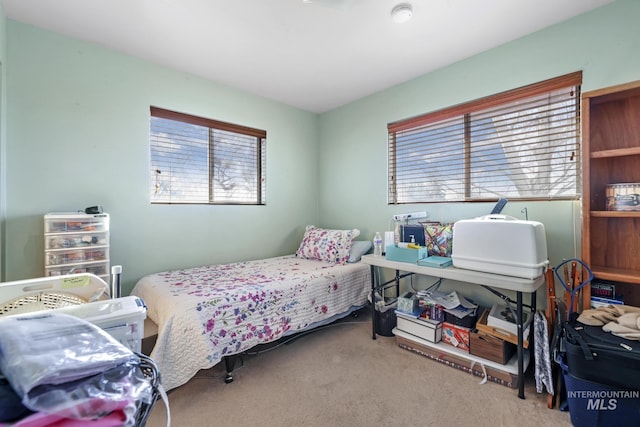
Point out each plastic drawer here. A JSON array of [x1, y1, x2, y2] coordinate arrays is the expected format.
[[45, 233, 108, 250], [44, 216, 109, 233], [45, 262, 109, 277], [46, 247, 109, 266]]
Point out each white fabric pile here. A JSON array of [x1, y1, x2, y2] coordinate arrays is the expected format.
[[577, 304, 640, 340]]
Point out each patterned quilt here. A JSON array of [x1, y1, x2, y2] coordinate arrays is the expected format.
[[131, 255, 370, 390]]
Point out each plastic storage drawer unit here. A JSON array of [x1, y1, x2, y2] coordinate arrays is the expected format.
[[44, 212, 110, 284]]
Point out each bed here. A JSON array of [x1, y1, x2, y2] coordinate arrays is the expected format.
[[131, 226, 372, 391]]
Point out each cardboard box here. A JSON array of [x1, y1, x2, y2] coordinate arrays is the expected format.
[[419, 301, 444, 322], [442, 322, 470, 352], [385, 245, 427, 263], [396, 335, 518, 388], [396, 311, 442, 343], [469, 330, 516, 365]]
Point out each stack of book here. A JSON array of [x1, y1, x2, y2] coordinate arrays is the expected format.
[[417, 256, 452, 268]]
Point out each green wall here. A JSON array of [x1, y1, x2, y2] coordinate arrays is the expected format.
[[320, 0, 640, 259], [0, 3, 6, 282], [317, 0, 640, 304], [2, 0, 639, 300], [4, 21, 320, 293]]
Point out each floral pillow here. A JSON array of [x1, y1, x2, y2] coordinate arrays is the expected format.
[[296, 225, 360, 264]]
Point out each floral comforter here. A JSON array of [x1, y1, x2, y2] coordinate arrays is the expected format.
[[131, 255, 370, 390]]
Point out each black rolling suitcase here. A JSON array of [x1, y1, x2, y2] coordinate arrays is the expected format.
[[561, 315, 640, 390]]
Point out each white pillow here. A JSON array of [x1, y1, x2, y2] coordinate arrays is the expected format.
[[348, 240, 373, 263]]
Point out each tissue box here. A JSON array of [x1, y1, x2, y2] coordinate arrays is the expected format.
[[397, 291, 420, 314], [385, 245, 427, 263]]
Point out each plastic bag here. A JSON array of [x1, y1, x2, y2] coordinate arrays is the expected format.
[[0, 312, 152, 422], [25, 359, 151, 422]]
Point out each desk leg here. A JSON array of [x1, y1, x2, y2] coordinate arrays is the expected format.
[[370, 265, 377, 340], [517, 291, 524, 399]]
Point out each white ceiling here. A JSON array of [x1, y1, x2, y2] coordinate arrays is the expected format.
[[1, 0, 614, 113]]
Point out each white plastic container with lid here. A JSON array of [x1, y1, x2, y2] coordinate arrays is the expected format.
[[52, 295, 147, 353], [451, 214, 549, 279]]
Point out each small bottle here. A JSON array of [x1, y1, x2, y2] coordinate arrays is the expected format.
[[373, 232, 383, 256], [410, 235, 416, 244]]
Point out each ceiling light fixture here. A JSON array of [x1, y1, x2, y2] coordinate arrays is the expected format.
[[391, 3, 413, 23]]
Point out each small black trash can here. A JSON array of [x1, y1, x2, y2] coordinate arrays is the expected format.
[[375, 307, 397, 337]]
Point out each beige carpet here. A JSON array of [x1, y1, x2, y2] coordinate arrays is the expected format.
[[145, 309, 571, 427]]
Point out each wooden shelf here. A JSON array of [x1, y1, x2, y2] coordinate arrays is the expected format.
[[590, 210, 640, 218], [591, 146, 640, 159], [393, 328, 530, 375], [590, 265, 640, 285], [582, 80, 640, 309]]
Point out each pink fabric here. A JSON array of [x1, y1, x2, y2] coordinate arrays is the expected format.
[[0, 410, 125, 426], [1, 399, 133, 427]]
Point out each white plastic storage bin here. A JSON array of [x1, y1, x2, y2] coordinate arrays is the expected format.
[[451, 215, 549, 279], [44, 212, 110, 284], [53, 296, 147, 353]]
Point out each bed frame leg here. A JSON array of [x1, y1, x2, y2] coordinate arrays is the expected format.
[[224, 355, 235, 384]]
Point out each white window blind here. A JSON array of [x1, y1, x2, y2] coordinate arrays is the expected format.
[[150, 107, 266, 205], [388, 72, 582, 204]]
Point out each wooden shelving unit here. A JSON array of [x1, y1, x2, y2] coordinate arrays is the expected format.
[[581, 81, 640, 308]]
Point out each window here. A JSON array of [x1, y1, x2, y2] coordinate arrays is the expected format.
[[388, 72, 582, 204], [150, 107, 266, 205]]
